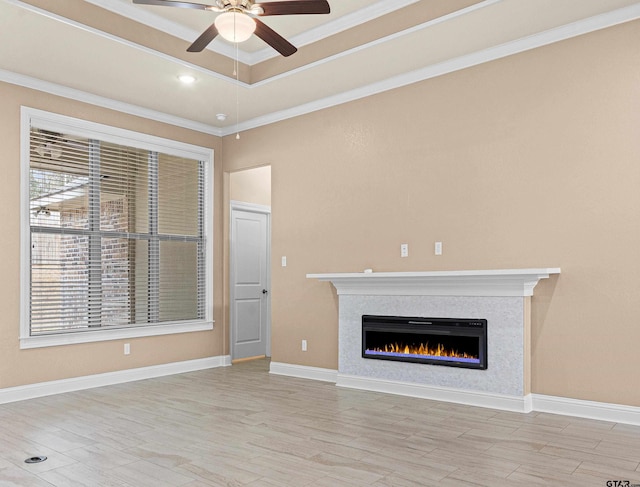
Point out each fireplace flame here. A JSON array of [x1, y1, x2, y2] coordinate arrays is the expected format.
[[369, 341, 477, 360]]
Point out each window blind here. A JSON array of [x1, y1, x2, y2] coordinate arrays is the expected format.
[[29, 128, 205, 336]]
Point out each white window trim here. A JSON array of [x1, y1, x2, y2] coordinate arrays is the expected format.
[[20, 106, 215, 349]]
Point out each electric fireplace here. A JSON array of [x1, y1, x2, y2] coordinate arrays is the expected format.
[[362, 315, 487, 370]]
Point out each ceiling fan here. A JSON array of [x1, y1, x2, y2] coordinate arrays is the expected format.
[[133, 0, 331, 57]]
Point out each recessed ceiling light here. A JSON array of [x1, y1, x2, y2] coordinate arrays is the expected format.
[[178, 74, 196, 84], [216, 113, 227, 121]]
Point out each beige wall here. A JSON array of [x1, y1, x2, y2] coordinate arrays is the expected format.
[[229, 166, 271, 207], [3, 18, 639, 408], [223, 20, 640, 406], [0, 82, 224, 389]]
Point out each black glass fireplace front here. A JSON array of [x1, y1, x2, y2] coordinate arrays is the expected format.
[[362, 315, 487, 370]]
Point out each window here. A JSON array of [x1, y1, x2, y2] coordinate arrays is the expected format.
[[21, 108, 213, 348]]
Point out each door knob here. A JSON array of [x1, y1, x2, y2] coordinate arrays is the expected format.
[[262, 289, 268, 294]]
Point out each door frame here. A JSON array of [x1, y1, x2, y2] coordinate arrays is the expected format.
[[229, 200, 272, 360]]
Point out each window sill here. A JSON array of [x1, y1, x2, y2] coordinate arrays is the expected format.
[[19, 321, 214, 349]]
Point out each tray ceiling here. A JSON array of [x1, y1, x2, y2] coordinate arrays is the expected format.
[[1, 0, 638, 136]]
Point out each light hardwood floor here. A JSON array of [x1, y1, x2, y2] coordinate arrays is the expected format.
[[1, 359, 640, 486]]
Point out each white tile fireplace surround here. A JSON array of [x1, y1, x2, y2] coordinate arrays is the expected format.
[[306, 269, 561, 413]]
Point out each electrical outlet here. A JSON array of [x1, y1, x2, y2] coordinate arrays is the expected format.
[[301, 339, 307, 352], [281, 256, 287, 267], [124, 343, 130, 355], [400, 243, 409, 257], [435, 241, 442, 255]]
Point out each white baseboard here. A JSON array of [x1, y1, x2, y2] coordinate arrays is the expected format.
[[532, 393, 640, 426], [0, 355, 231, 405], [267, 363, 640, 426], [337, 374, 532, 413], [269, 361, 338, 383], [5, 357, 640, 426]]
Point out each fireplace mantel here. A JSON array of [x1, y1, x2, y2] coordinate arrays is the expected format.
[[306, 268, 560, 412], [307, 268, 560, 297]]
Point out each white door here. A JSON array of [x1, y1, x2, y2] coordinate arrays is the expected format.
[[230, 206, 270, 360]]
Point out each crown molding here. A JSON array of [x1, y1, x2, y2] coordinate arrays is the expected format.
[[245, 0, 421, 65], [87, 0, 421, 66], [249, 0, 500, 89], [0, 69, 222, 136], [3, 1, 639, 137], [83, 0, 255, 65], [220, 2, 640, 135], [5, 0, 244, 84]]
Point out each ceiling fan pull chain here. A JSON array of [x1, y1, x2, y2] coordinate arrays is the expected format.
[[235, 37, 240, 139]]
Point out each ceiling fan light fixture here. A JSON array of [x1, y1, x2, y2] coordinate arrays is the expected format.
[[215, 11, 256, 43]]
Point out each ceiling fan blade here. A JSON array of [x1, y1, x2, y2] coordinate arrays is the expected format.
[[187, 23, 219, 52], [256, 0, 330, 16], [133, 0, 211, 9], [253, 18, 297, 57]]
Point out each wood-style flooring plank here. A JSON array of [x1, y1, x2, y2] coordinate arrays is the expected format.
[[1, 358, 639, 486]]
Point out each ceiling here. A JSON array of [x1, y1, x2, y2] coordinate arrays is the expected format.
[[1, 0, 639, 136]]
